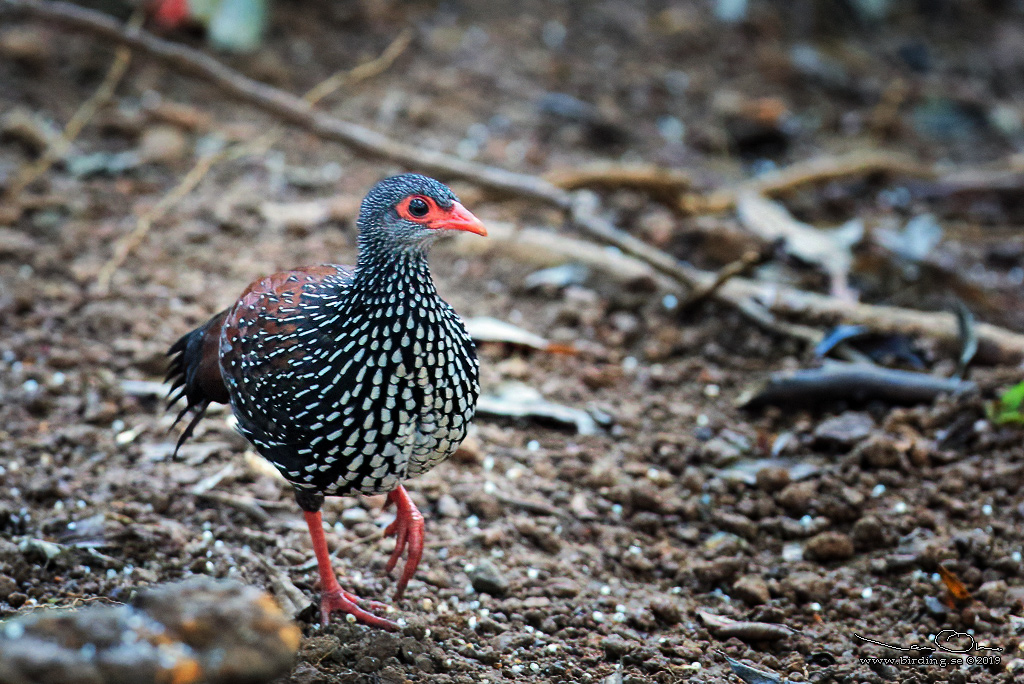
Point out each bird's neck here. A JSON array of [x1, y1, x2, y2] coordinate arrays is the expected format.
[[349, 242, 437, 304]]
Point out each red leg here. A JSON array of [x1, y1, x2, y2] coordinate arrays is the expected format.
[[383, 485, 425, 599], [303, 511, 398, 630]]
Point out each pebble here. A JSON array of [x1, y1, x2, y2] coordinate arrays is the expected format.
[[701, 437, 742, 466], [712, 510, 757, 540], [468, 560, 509, 597], [0, 577, 299, 684], [755, 466, 791, 492], [782, 571, 830, 603], [435, 494, 463, 518], [601, 634, 635, 660], [854, 434, 901, 468], [545, 578, 580, 598], [923, 594, 948, 619], [138, 125, 188, 164], [465, 491, 504, 520], [0, 575, 17, 601], [649, 598, 682, 625], [804, 532, 855, 562], [731, 576, 771, 606], [814, 411, 874, 446], [851, 515, 885, 550], [776, 481, 816, 514]]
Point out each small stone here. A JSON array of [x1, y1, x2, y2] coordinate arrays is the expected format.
[[702, 437, 742, 466], [712, 510, 757, 540], [6, 592, 27, 608], [731, 575, 771, 606], [814, 412, 874, 447], [804, 532, 854, 562], [465, 491, 503, 520], [1005, 585, 1024, 609], [493, 632, 533, 652], [782, 571, 830, 603], [399, 636, 424, 664], [923, 595, 948, 619], [601, 634, 635, 660], [755, 466, 791, 492], [976, 580, 1008, 608], [851, 515, 885, 550], [436, 494, 462, 518], [649, 599, 681, 625], [0, 575, 17, 601], [468, 560, 509, 597], [355, 656, 382, 673], [776, 481, 816, 514], [854, 434, 901, 468], [628, 482, 664, 513], [687, 557, 744, 589], [545, 578, 580, 598], [365, 633, 399, 661], [413, 654, 435, 673], [138, 125, 188, 164]]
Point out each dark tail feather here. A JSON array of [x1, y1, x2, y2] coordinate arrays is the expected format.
[[166, 310, 230, 458]]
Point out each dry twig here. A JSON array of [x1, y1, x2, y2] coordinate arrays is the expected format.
[[687, 150, 935, 214], [680, 249, 764, 309], [544, 163, 691, 200]]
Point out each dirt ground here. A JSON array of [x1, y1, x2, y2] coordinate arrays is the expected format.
[[2, 1, 1024, 682]]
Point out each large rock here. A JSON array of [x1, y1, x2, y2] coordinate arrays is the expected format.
[[0, 577, 299, 684]]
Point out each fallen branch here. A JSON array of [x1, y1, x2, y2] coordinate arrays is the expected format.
[[687, 150, 935, 214], [568, 190, 824, 343], [680, 249, 764, 309], [738, 361, 977, 409], [544, 163, 691, 200]]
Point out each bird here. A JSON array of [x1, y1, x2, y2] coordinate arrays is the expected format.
[[166, 174, 487, 630]]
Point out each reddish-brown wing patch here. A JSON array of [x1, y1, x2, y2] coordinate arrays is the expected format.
[[221, 264, 353, 383], [225, 264, 350, 338]]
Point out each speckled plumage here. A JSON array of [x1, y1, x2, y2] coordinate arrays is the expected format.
[[170, 174, 480, 497], [221, 253, 478, 496]]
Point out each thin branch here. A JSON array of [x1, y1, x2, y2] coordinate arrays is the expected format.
[[303, 27, 414, 104], [686, 150, 935, 214], [680, 249, 765, 309]]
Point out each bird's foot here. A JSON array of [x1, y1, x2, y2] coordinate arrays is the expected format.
[[383, 485, 424, 599], [319, 589, 399, 631]]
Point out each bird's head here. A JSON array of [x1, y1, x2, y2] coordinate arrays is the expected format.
[[358, 174, 487, 253]]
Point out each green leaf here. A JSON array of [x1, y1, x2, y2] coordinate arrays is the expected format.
[[999, 380, 1024, 413], [991, 380, 1024, 425]]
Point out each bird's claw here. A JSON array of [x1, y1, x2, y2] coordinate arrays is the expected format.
[[320, 589, 399, 631], [383, 486, 425, 600]]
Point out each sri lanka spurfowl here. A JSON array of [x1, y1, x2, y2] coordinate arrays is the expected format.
[[167, 174, 486, 630]]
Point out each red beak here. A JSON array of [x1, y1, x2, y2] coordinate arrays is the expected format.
[[440, 201, 487, 236]]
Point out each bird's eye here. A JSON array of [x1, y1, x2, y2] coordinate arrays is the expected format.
[[408, 198, 429, 218]]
